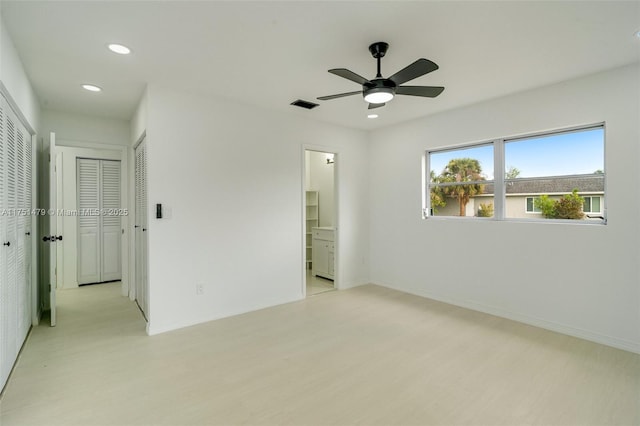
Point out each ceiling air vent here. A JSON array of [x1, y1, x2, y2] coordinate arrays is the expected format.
[[290, 99, 319, 110]]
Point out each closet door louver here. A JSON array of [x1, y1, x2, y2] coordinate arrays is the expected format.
[[135, 140, 148, 318], [23, 133, 32, 341], [77, 159, 101, 284], [0, 95, 33, 393], [0, 98, 7, 390], [100, 161, 121, 281], [5, 113, 18, 380], [77, 159, 121, 284], [15, 122, 28, 344]]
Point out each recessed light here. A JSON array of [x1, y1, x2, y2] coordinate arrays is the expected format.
[[367, 114, 379, 119], [82, 84, 102, 92], [108, 43, 131, 55]]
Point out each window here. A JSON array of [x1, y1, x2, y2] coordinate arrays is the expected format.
[[583, 196, 601, 213], [525, 197, 541, 213], [428, 144, 493, 217], [424, 124, 605, 223]]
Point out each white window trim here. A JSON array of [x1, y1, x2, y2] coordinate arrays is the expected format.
[[423, 123, 606, 225], [525, 197, 542, 214], [582, 195, 602, 214]]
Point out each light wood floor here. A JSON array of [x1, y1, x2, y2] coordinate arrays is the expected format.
[[1, 282, 638, 426], [306, 269, 334, 296]]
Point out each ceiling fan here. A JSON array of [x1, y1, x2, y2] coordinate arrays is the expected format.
[[317, 42, 444, 110]]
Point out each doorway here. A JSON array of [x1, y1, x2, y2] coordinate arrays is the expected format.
[[304, 150, 336, 296]]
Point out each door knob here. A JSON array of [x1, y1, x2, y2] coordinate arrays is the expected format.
[[55, 235, 63, 241], [3, 242, 10, 247], [42, 236, 51, 242]]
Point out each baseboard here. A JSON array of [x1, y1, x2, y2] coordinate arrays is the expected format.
[[374, 281, 640, 354], [147, 294, 304, 336]]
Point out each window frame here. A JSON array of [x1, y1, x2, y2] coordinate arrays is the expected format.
[[423, 123, 606, 224], [525, 197, 542, 214], [582, 195, 602, 214]]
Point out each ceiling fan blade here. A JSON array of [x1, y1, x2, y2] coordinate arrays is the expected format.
[[389, 59, 439, 85], [317, 91, 361, 101], [396, 86, 445, 98], [368, 103, 385, 110], [328, 68, 371, 85]]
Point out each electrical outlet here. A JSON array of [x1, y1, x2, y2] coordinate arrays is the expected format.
[[196, 284, 204, 295]]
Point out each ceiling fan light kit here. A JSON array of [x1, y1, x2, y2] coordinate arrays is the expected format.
[[318, 41, 444, 110]]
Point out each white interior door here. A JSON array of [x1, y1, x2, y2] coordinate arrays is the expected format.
[[134, 139, 148, 318], [48, 132, 57, 326], [1, 95, 34, 390], [0, 100, 6, 389], [77, 159, 100, 284], [15, 120, 28, 342], [100, 160, 121, 281], [77, 159, 121, 284]]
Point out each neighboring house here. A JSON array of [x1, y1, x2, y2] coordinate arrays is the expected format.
[[434, 174, 605, 219]]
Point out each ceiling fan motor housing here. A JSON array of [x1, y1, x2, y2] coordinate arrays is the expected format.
[[363, 78, 397, 101]]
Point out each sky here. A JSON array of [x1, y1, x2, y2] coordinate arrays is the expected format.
[[429, 127, 604, 181]]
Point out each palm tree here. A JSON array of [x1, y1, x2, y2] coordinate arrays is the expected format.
[[440, 158, 485, 216], [430, 170, 447, 212]]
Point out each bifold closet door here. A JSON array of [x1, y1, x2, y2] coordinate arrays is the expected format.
[[0, 94, 32, 392], [77, 159, 101, 284], [0, 97, 8, 389], [100, 161, 121, 281], [77, 159, 121, 284], [135, 140, 148, 318]]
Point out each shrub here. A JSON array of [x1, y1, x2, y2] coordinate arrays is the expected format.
[[554, 189, 585, 219], [534, 195, 557, 218], [477, 203, 494, 217], [534, 190, 584, 220]]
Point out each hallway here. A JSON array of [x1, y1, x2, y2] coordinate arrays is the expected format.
[[0, 283, 147, 424]]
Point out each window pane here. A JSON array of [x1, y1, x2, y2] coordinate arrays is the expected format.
[[505, 128, 604, 179], [504, 127, 604, 220], [592, 197, 601, 213], [429, 144, 494, 217], [430, 185, 494, 217], [526, 197, 534, 212]]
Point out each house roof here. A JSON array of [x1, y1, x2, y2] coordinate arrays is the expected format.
[[480, 174, 604, 196]]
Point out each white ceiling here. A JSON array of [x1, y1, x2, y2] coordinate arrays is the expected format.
[[2, 1, 639, 131]]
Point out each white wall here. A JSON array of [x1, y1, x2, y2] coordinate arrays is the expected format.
[[0, 16, 40, 133], [369, 64, 640, 353], [308, 151, 334, 227], [41, 109, 130, 148], [130, 88, 147, 146], [144, 85, 369, 334]]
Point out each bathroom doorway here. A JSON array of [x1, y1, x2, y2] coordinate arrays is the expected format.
[[304, 150, 336, 296]]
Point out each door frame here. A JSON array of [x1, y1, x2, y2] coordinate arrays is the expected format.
[[49, 139, 130, 297], [301, 145, 340, 297]]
